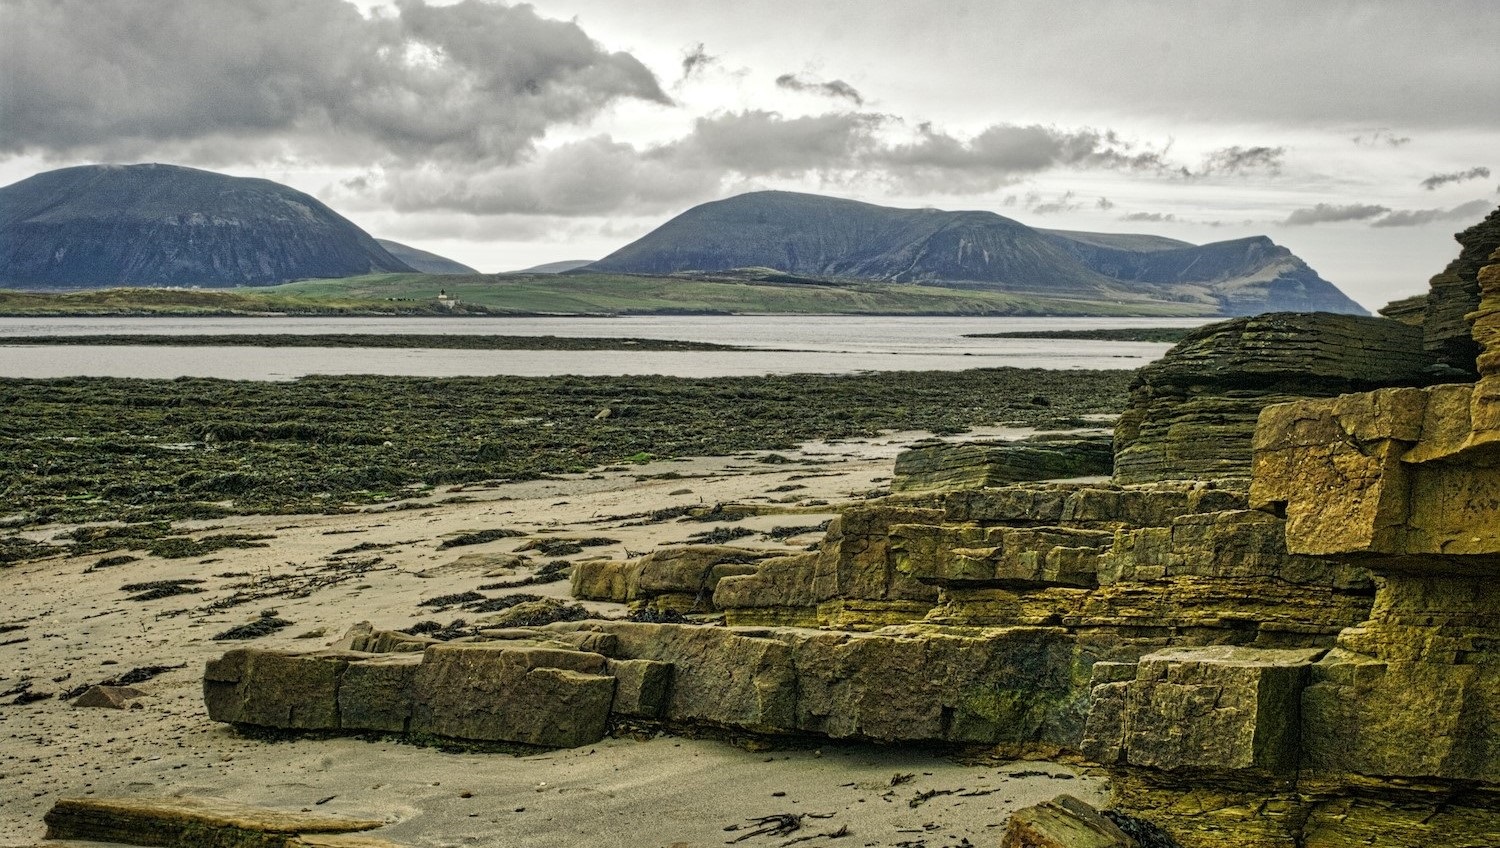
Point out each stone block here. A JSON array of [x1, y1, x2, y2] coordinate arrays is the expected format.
[[338, 654, 420, 733], [635, 545, 768, 604], [569, 558, 642, 603], [605, 658, 672, 719], [561, 622, 798, 733], [409, 644, 613, 748], [203, 649, 349, 730], [1123, 646, 1323, 775], [712, 552, 818, 614], [792, 627, 1076, 744], [811, 505, 943, 603]]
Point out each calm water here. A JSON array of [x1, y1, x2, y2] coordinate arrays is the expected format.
[[0, 316, 1207, 379]]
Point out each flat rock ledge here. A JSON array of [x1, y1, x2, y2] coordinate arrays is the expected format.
[[42, 796, 402, 848]]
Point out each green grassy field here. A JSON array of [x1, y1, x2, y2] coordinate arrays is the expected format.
[[1, 271, 1219, 317]]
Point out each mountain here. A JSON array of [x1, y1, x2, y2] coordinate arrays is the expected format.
[[516, 259, 595, 274], [0, 164, 413, 288], [585, 191, 1367, 316], [375, 239, 477, 275]]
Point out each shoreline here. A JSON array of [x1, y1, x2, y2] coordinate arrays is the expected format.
[[0, 427, 1109, 847]]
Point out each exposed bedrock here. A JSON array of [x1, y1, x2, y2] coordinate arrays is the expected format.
[[1421, 206, 1500, 372], [890, 433, 1115, 494], [1112, 312, 1432, 485]]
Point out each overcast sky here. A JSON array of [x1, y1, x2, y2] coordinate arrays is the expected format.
[[2, 0, 1497, 308]]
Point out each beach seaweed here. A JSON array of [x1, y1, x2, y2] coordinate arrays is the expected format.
[[0, 369, 1130, 526]]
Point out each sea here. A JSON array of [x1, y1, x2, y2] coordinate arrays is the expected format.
[[0, 316, 1209, 380]]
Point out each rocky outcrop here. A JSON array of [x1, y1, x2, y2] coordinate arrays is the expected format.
[[890, 433, 1113, 493], [585, 190, 1367, 316], [0, 163, 413, 288], [1420, 206, 1500, 373], [1089, 246, 1500, 847], [1112, 312, 1431, 484]]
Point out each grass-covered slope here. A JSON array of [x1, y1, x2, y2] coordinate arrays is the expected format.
[[0, 271, 1217, 316]]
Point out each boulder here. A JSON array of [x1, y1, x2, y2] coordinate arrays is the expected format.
[[1001, 794, 1139, 848]]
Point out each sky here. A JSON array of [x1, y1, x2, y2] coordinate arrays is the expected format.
[[2, 0, 1497, 310]]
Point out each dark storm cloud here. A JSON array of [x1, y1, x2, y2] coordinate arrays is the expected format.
[[0, 0, 668, 164], [1420, 166, 1491, 190], [1281, 203, 1392, 226], [775, 73, 866, 106], [680, 43, 717, 80], [1371, 199, 1493, 228]]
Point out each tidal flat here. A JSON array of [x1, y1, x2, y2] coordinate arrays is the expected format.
[[0, 368, 1130, 539]]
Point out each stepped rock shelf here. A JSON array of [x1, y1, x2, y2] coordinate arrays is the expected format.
[[200, 223, 1500, 846]]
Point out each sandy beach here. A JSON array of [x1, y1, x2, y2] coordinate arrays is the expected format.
[[0, 426, 1108, 847]]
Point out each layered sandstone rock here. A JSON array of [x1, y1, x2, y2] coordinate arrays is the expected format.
[[1113, 312, 1431, 484], [890, 433, 1113, 493], [570, 545, 770, 613], [1001, 794, 1139, 848], [43, 796, 393, 848], [1096, 249, 1500, 846], [1421, 206, 1500, 372]]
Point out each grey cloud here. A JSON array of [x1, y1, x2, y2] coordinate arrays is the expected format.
[[1281, 203, 1391, 226], [1121, 212, 1176, 223], [873, 123, 1170, 193], [1372, 199, 1493, 228], [1096, 197, 1116, 210], [1352, 130, 1412, 147], [0, 0, 667, 164], [1420, 166, 1491, 190], [672, 110, 885, 176], [681, 43, 717, 80], [1198, 146, 1285, 177], [379, 135, 721, 217], [1029, 191, 1080, 215], [775, 73, 866, 106]]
